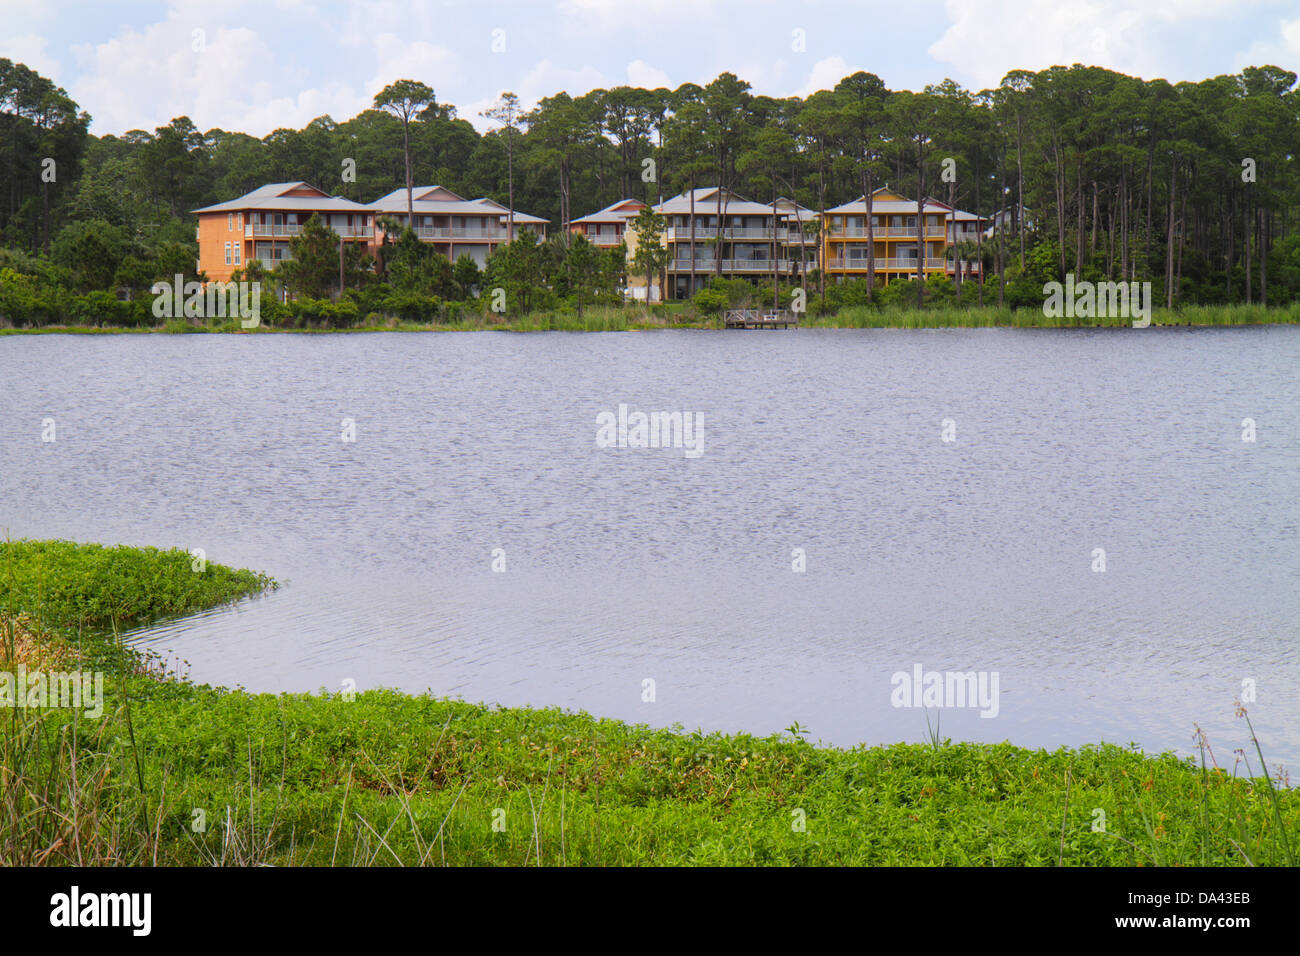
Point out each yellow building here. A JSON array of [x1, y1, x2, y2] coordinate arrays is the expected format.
[[821, 187, 985, 285]]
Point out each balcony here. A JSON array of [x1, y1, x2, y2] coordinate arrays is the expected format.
[[827, 226, 946, 238], [825, 258, 948, 270], [412, 225, 507, 240], [586, 232, 624, 246], [668, 259, 795, 273], [666, 225, 785, 241], [246, 222, 373, 239]]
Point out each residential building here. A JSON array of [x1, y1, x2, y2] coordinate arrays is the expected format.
[[928, 198, 988, 279], [569, 198, 645, 247], [822, 187, 954, 284], [984, 206, 1033, 240], [638, 187, 817, 301], [193, 182, 374, 283], [368, 186, 548, 266]]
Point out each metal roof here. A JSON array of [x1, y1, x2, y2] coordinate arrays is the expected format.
[[572, 199, 646, 224], [368, 186, 548, 223], [655, 187, 813, 220], [193, 182, 370, 214], [826, 188, 985, 219]]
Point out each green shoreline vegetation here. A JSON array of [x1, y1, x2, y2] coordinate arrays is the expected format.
[[1, 302, 1298, 335], [2, 539, 1295, 866], [5, 61, 1300, 339]]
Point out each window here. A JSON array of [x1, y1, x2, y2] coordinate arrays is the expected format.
[[228, 213, 233, 231], [233, 243, 241, 265], [224, 242, 232, 265]]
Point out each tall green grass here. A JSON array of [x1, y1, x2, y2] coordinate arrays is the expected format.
[[802, 303, 1300, 329], [2, 540, 1296, 866], [4, 302, 1297, 333], [0, 539, 274, 633]]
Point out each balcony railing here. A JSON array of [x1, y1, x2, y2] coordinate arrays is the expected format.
[[412, 225, 508, 240], [667, 259, 796, 273], [665, 226, 816, 241], [587, 233, 624, 246], [826, 226, 946, 238], [247, 223, 373, 238], [667, 226, 795, 240], [825, 257, 948, 270]]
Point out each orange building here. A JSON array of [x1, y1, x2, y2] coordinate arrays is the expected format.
[[193, 182, 374, 283]]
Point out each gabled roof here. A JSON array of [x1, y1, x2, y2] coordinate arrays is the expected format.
[[572, 198, 646, 224], [773, 196, 816, 222], [368, 186, 548, 224], [826, 187, 951, 216], [655, 186, 813, 221], [193, 182, 370, 214], [923, 198, 988, 222]]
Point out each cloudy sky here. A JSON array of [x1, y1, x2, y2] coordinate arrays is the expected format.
[[3, 0, 1297, 136]]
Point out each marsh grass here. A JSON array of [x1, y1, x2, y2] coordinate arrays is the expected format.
[[5, 302, 1296, 334], [1, 540, 1296, 866], [802, 303, 1300, 329]]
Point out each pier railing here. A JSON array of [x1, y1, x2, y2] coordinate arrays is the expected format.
[[723, 309, 799, 329]]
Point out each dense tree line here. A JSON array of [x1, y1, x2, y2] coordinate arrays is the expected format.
[[2, 57, 1300, 327]]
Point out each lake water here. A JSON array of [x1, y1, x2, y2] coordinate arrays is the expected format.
[[2, 328, 1297, 771]]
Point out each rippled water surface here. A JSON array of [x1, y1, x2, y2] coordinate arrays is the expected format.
[[2, 328, 1296, 767]]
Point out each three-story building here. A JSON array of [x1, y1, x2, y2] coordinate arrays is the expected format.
[[569, 198, 646, 247], [643, 187, 816, 301], [821, 187, 987, 285], [193, 182, 375, 284], [367, 185, 548, 266]]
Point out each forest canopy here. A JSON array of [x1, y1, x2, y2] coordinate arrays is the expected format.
[[2, 58, 1299, 320]]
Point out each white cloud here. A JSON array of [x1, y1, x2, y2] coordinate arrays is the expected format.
[[929, 0, 1271, 90], [65, 7, 463, 135], [930, 0, 1133, 90], [1234, 16, 1300, 74], [558, 0, 718, 24], [464, 59, 609, 132], [0, 33, 62, 80], [364, 34, 462, 105], [794, 55, 859, 98], [627, 59, 670, 89]]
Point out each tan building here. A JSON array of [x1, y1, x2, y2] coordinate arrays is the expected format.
[[368, 186, 548, 266], [569, 198, 646, 247], [193, 182, 374, 283], [636, 187, 816, 301]]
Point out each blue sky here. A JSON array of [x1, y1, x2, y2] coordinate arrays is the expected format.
[[2, 0, 1297, 136]]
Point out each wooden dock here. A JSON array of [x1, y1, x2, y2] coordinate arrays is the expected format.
[[723, 309, 799, 329]]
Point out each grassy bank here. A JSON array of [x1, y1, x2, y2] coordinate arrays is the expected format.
[[2, 540, 1295, 866], [800, 302, 1300, 328], [2, 303, 1299, 334]]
